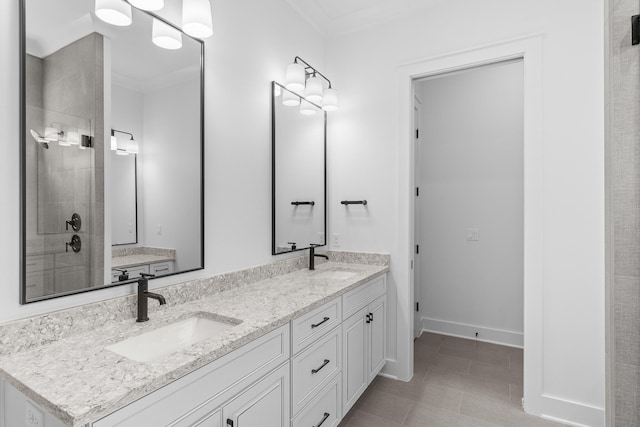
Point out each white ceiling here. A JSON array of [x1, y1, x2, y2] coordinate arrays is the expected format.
[[283, 0, 444, 38]]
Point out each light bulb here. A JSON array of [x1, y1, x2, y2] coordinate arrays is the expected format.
[[182, 0, 213, 38], [322, 87, 339, 112], [95, 0, 132, 26], [128, 0, 164, 11], [285, 62, 305, 93], [305, 75, 323, 103], [152, 18, 182, 50]]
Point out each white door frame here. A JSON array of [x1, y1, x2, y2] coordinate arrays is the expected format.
[[395, 35, 543, 414]]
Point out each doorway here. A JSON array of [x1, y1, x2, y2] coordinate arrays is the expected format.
[[412, 59, 524, 348]]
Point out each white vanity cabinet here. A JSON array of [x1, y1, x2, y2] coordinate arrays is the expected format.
[[342, 276, 386, 414], [1, 271, 387, 427], [91, 325, 290, 427]]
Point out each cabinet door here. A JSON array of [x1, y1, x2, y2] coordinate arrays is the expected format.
[[342, 307, 368, 414], [223, 363, 289, 427], [367, 295, 386, 384], [193, 408, 221, 427]]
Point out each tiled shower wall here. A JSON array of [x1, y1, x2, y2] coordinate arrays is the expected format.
[[608, 0, 640, 425], [25, 33, 104, 296]]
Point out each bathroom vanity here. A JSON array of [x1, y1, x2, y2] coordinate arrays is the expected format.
[[0, 260, 388, 427]]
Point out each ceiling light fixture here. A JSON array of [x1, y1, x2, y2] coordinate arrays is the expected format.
[[95, 0, 132, 26], [152, 18, 183, 50], [182, 0, 214, 38], [284, 56, 339, 112]]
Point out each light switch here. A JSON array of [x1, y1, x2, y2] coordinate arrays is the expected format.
[[466, 228, 479, 241]]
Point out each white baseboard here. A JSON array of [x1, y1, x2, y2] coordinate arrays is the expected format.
[[421, 317, 523, 348], [527, 394, 604, 427]]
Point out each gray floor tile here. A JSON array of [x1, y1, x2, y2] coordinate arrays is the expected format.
[[354, 388, 414, 424], [343, 333, 564, 427], [344, 410, 404, 427]]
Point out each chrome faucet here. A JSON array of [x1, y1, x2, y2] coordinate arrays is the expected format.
[[309, 244, 328, 270], [136, 273, 166, 322]]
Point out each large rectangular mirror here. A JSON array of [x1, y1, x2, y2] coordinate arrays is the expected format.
[[20, 0, 204, 303], [272, 82, 326, 255]]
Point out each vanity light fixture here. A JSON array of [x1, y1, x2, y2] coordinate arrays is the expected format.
[[152, 18, 183, 50], [300, 99, 317, 115], [182, 0, 214, 38], [282, 89, 300, 106], [95, 0, 132, 26], [110, 129, 118, 151], [284, 57, 339, 112], [128, 0, 164, 11], [112, 129, 139, 155]]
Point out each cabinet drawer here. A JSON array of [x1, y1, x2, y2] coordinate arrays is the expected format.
[[342, 275, 385, 319], [291, 328, 341, 415], [93, 325, 289, 427], [151, 261, 173, 276], [292, 374, 341, 427], [291, 298, 341, 355]]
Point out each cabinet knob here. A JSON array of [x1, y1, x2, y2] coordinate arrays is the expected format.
[[227, 419, 234, 427]]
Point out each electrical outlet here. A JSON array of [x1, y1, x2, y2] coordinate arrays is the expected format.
[[466, 228, 479, 241], [331, 233, 340, 248], [25, 401, 44, 427]]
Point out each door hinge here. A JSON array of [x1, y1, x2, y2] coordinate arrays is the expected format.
[[416, 187, 419, 197], [416, 302, 419, 312], [416, 244, 419, 254]]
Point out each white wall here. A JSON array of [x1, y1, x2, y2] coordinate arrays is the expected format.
[[0, 0, 326, 319], [417, 60, 524, 347], [111, 84, 144, 246], [327, 0, 604, 425], [143, 79, 201, 271]]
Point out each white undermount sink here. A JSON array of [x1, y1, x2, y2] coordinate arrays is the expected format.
[[312, 269, 359, 281], [106, 315, 241, 363]]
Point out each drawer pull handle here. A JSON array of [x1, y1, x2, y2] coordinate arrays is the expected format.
[[366, 313, 372, 324], [314, 412, 330, 427], [311, 316, 330, 328], [227, 419, 233, 427], [155, 267, 169, 272], [311, 359, 330, 374], [370, 312, 374, 322]]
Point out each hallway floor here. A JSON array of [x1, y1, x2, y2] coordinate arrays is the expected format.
[[338, 332, 567, 427]]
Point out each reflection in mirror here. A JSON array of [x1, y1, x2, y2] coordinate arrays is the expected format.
[[272, 82, 326, 255], [21, 0, 204, 303], [111, 148, 137, 245]]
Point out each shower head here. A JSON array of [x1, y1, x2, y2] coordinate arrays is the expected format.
[[30, 129, 49, 149]]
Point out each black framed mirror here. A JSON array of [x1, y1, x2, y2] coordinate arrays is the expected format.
[[271, 81, 326, 255], [20, 0, 204, 303]]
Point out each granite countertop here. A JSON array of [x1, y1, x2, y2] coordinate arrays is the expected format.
[[0, 261, 388, 427], [111, 254, 176, 269]]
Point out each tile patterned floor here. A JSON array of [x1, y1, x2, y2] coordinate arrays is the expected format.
[[338, 332, 568, 427]]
